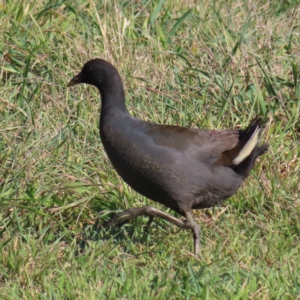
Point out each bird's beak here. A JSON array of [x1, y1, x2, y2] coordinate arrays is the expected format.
[[67, 72, 82, 87]]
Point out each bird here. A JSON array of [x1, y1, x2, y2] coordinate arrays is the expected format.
[[67, 58, 268, 254]]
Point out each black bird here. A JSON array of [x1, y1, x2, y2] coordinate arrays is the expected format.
[[68, 59, 268, 254]]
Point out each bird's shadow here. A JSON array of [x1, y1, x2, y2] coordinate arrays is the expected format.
[[76, 212, 162, 254]]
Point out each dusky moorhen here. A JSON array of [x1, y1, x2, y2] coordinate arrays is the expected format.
[[68, 59, 268, 254]]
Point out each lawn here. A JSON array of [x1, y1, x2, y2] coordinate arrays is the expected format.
[[0, 0, 299, 299]]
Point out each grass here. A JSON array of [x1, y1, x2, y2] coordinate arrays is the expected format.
[[0, 0, 299, 298]]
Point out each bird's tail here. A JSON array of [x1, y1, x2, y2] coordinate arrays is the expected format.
[[232, 117, 268, 178]]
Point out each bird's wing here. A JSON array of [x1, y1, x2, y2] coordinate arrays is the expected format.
[[145, 124, 240, 166]]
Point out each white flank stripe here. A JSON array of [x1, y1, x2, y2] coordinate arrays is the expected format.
[[233, 127, 260, 165]]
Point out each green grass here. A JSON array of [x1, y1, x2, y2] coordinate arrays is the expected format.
[[0, 0, 299, 298]]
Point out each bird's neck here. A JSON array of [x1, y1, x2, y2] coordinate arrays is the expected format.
[[101, 92, 126, 111], [97, 75, 127, 113], [99, 88, 130, 126]]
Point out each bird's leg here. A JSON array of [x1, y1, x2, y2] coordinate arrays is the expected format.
[[105, 206, 187, 228], [105, 206, 200, 254], [183, 211, 201, 254]]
